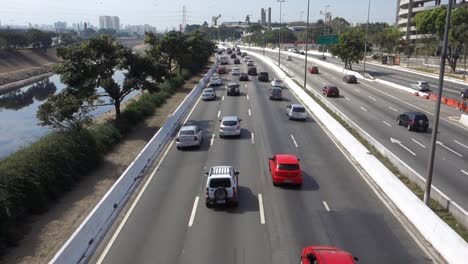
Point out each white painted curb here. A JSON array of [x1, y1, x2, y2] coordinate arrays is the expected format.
[[49, 62, 218, 264], [248, 50, 468, 264]]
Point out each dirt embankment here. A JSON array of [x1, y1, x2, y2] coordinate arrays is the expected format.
[[0, 48, 61, 93]]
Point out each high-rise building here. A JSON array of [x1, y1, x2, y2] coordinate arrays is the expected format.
[[396, 0, 467, 41], [54, 21, 67, 32], [261, 8, 266, 26], [268, 7, 271, 29], [99, 16, 120, 30]]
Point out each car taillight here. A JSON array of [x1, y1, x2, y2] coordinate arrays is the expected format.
[[411, 120, 416, 125], [176, 137, 180, 142]]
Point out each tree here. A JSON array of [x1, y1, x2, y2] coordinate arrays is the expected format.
[[330, 17, 350, 35], [26, 29, 52, 49], [54, 34, 166, 119], [329, 27, 366, 70]]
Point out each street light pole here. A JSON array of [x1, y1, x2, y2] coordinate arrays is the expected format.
[[423, 0, 453, 206], [303, 0, 310, 91], [363, 0, 371, 74], [320, 5, 330, 56], [278, 0, 285, 67]]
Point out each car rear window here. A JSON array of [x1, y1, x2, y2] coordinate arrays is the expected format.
[[203, 89, 213, 93], [420, 82, 429, 85], [222, 120, 238, 126], [293, 107, 305, 113], [228, 84, 239, 88], [278, 164, 300, 170], [271, 89, 282, 94], [414, 115, 428, 121], [209, 178, 232, 188], [180, 130, 195, 135]]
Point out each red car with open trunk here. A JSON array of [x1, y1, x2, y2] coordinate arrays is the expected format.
[[301, 245, 358, 264], [268, 154, 302, 187]]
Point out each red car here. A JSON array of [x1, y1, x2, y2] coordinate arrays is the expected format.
[[217, 66, 227, 74], [322, 85, 340, 97], [301, 246, 358, 264], [308, 66, 319, 74], [268, 154, 302, 186]]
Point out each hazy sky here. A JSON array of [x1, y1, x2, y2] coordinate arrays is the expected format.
[[1, 0, 397, 30]]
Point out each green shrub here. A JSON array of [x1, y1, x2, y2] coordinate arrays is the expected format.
[[90, 122, 122, 154], [181, 69, 192, 80]]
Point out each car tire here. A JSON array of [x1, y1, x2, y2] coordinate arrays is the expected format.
[[205, 202, 212, 208], [177, 146, 181, 150], [273, 181, 279, 187], [220, 134, 224, 139], [423, 127, 428, 133]]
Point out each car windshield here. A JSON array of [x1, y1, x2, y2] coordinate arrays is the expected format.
[[179, 130, 195, 135], [222, 120, 238, 126], [293, 107, 306, 113], [211, 77, 219, 81], [278, 164, 300, 170], [275, 79, 282, 83], [203, 89, 213, 93], [209, 178, 232, 188]]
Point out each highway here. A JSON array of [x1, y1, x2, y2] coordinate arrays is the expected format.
[[312, 54, 468, 96], [260, 48, 468, 210], [92, 52, 433, 264]]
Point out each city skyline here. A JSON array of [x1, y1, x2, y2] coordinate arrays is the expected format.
[[2, 0, 397, 31]]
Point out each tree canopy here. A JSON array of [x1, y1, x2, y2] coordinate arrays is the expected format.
[[329, 27, 366, 70]]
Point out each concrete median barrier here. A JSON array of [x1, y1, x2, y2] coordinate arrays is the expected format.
[[49, 62, 218, 264]]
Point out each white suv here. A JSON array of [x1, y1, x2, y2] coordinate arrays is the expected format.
[[205, 166, 239, 207]]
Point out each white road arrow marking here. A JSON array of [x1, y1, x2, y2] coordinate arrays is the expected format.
[[390, 137, 416, 156]]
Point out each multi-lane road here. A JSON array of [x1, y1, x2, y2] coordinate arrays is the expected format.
[[258, 49, 468, 210], [92, 51, 434, 263]]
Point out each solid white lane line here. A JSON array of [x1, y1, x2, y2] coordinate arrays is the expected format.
[[222, 96, 225, 101], [389, 106, 399, 112], [412, 138, 426, 148], [246, 94, 250, 100], [354, 88, 361, 93], [258, 194, 266, 224], [322, 201, 331, 212], [382, 121, 392, 127], [248, 108, 252, 116], [245, 84, 248, 88], [368, 96, 377, 101], [290, 134, 299, 148], [251, 133, 255, 144], [345, 96, 351, 101], [210, 134, 215, 146], [188, 196, 199, 227], [461, 170, 468, 176], [454, 140, 468, 149], [360, 106, 368, 112], [217, 110, 221, 118], [436, 141, 463, 157]]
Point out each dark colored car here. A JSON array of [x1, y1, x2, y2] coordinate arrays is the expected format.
[[247, 67, 257, 75], [241, 52, 247, 57], [322, 85, 339, 97], [239, 73, 249, 81], [461, 89, 468, 99], [343, 75, 358, 83], [217, 51, 223, 54], [269, 88, 283, 100], [217, 66, 227, 74], [236, 47, 240, 51], [226, 82, 240, 95], [319, 55, 327, 60], [397, 111, 429, 132], [236, 51, 242, 55], [227, 50, 232, 54], [233, 58, 241, 64], [308, 66, 319, 74], [230, 54, 237, 59], [258, 72, 269, 82]]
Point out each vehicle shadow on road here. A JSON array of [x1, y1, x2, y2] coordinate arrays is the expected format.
[[278, 172, 320, 192], [219, 128, 252, 141], [224, 186, 259, 214]]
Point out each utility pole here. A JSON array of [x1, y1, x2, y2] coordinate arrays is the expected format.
[[363, 0, 371, 73], [303, 0, 310, 91], [278, 0, 285, 67], [423, 0, 453, 206], [320, 5, 330, 56]]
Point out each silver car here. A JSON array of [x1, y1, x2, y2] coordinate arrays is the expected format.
[[219, 116, 242, 138], [416, 81, 430, 91], [176, 125, 203, 149], [286, 104, 307, 120], [202, 88, 216, 101]]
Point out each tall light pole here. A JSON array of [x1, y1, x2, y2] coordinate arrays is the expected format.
[[363, 0, 371, 74], [277, 0, 285, 67], [262, 30, 266, 56], [303, 0, 310, 92], [423, 0, 453, 206], [320, 5, 330, 56], [300, 11, 304, 22]]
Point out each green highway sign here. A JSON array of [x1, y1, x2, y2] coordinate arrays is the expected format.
[[317, 35, 338, 45]]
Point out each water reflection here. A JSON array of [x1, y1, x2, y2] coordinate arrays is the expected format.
[[0, 79, 57, 110]]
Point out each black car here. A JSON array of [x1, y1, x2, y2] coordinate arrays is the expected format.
[[461, 89, 468, 99], [217, 51, 223, 54], [233, 58, 241, 64], [241, 52, 247, 57], [269, 88, 283, 100], [239, 73, 249, 81], [227, 50, 232, 54], [230, 54, 237, 59], [258, 72, 269, 82], [397, 111, 429, 132], [236, 51, 242, 55], [226, 82, 240, 95], [247, 67, 257, 75], [343, 75, 358, 83]]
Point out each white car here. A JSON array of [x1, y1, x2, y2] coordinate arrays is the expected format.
[[219, 116, 242, 138], [243, 56, 250, 62], [205, 166, 239, 207], [231, 67, 241, 75], [286, 104, 307, 120], [247, 60, 254, 66], [271, 78, 284, 88], [202, 88, 216, 101], [176, 125, 203, 149], [209, 75, 222, 86]]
